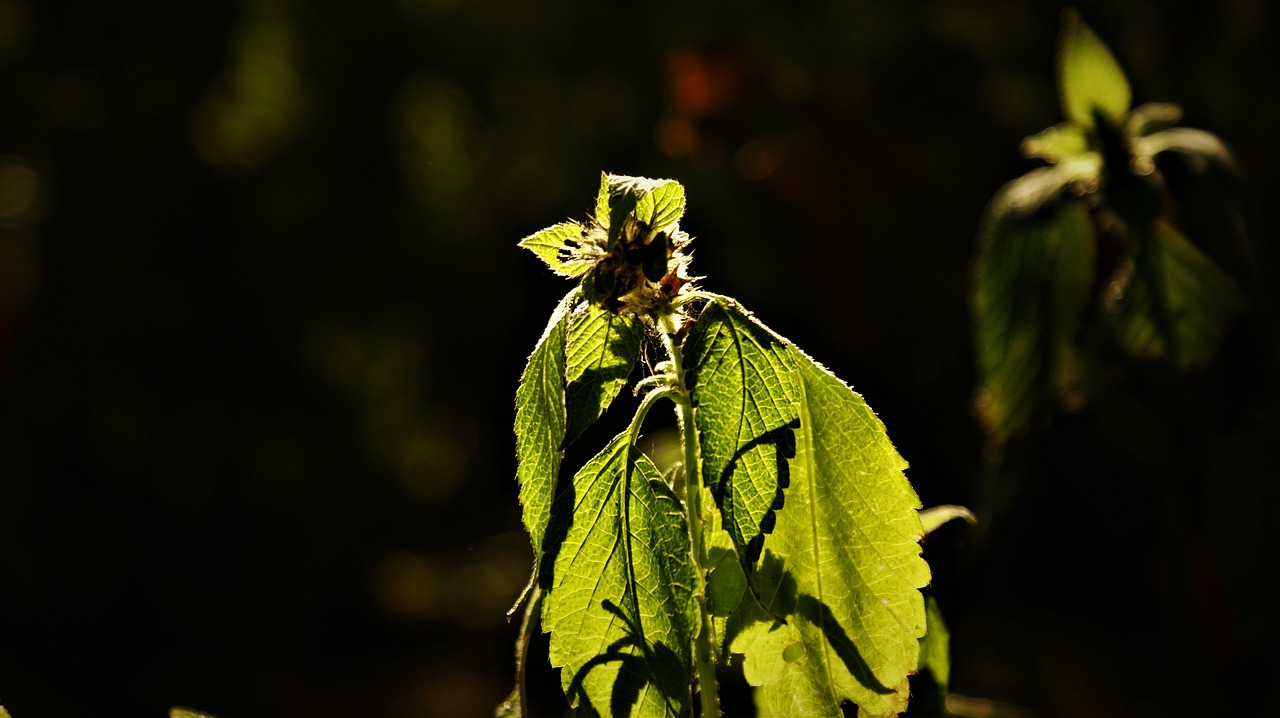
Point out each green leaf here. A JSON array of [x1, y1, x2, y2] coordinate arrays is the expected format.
[[972, 188, 1096, 445], [634, 179, 686, 231], [595, 171, 613, 228], [1137, 127, 1237, 173], [1127, 102, 1184, 138], [543, 433, 698, 717], [1058, 14, 1131, 128], [598, 173, 687, 233], [1022, 122, 1090, 163], [684, 299, 799, 572], [564, 302, 644, 446], [728, 342, 929, 717], [518, 221, 594, 278], [917, 596, 951, 702], [515, 290, 577, 558], [1106, 221, 1246, 369], [919, 505, 977, 536], [0, 706, 11, 718], [170, 709, 219, 718]]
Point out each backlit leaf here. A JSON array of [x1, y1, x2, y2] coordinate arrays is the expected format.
[[518, 221, 594, 278], [515, 290, 577, 557], [635, 179, 686, 231], [685, 299, 799, 572], [712, 312, 928, 717], [1058, 15, 1131, 128], [564, 303, 644, 446], [543, 433, 697, 717]]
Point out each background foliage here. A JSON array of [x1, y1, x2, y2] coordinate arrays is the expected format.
[[1, 1, 1277, 716]]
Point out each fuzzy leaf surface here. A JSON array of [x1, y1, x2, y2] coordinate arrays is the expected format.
[[544, 433, 697, 717], [732, 349, 929, 718], [1107, 221, 1245, 368], [685, 299, 799, 571], [634, 179, 686, 231], [972, 191, 1096, 445], [515, 290, 577, 557], [564, 303, 644, 447], [1058, 15, 1131, 128], [518, 221, 594, 278]]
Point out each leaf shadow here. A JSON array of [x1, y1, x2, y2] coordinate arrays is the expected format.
[[727, 550, 895, 697], [562, 599, 689, 717], [537, 471, 575, 593], [713, 418, 799, 565], [563, 314, 642, 448]]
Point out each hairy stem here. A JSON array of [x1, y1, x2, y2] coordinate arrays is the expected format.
[[659, 311, 720, 717]]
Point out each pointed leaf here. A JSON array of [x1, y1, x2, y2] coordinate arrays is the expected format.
[[1058, 15, 1131, 128], [518, 221, 594, 278], [709, 324, 928, 717], [919, 505, 977, 536], [972, 186, 1096, 445], [544, 433, 698, 717], [515, 290, 578, 557], [1106, 221, 1246, 369], [1138, 127, 1238, 173], [595, 171, 613, 228], [731, 349, 929, 717], [564, 303, 644, 446], [685, 300, 799, 571], [634, 179, 686, 231], [1127, 102, 1183, 138]]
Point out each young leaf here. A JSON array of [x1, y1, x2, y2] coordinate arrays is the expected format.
[[170, 709, 219, 718], [518, 221, 594, 278], [972, 189, 1096, 445], [684, 299, 800, 570], [515, 289, 577, 557], [1106, 221, 1246, 369], [1058, 14, 1131, 128], [543, 433, 698, 717], [919, 505, 977, 536], [1138, 127, 1238, 173], [564, 302, 644, 447], [635, 179, 686, 231], [1021, 122, 1090, 163]]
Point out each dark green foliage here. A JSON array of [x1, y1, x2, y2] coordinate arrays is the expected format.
[[971, 15, 1247, 446]]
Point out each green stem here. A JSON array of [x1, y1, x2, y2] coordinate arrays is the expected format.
[[659, 311, 720, 717]]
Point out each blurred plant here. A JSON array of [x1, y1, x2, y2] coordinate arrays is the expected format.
[[971, 12, 1247, 448], [502, 174, 962, 716]]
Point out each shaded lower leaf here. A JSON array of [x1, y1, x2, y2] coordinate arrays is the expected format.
[[544, 433, 697, 717], [916, 596, 951, 705], [972, 192, 1096, 445], [564, 303, 644, 447], [1106, 220, 1245, 368]]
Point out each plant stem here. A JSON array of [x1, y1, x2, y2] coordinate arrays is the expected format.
[[659, 311, 720, 717]]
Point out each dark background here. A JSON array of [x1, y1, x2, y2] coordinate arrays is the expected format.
[[1, 1, 1277, 716]]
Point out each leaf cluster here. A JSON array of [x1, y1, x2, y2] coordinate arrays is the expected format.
[[971, 13, 1247, 446], [509, 175, 935, 716]]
